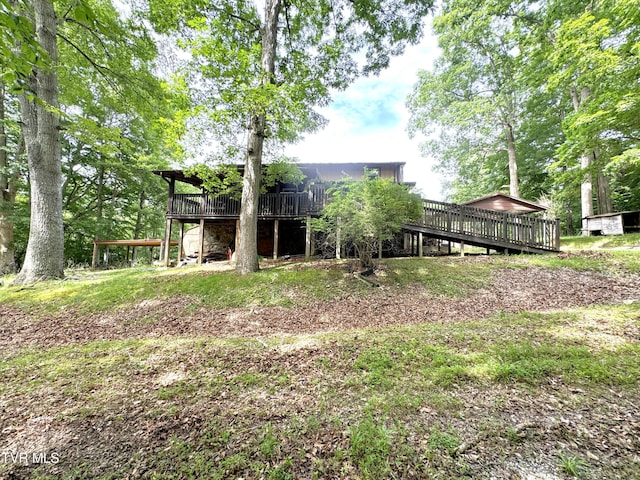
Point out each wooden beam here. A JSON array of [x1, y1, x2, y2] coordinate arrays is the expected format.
[[198, 219, 205, 265], [336, 217, 341, 260], [305, 216, 311, 261], [273, 219, 279, 260], [163, 218, 172, 267], [235, 219, 240, 253], [177, 222, 185, 263]]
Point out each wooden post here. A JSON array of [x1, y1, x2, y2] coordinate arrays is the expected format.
[[235, 219, 240, 253], [273, 219, 279, 260], [460, 241, 465, 257], [104, 246, 109, 265], [305, 216, 312, 261], [126, 246, 130, 264], [503, 212, 509, 242], [378, 237, 383, 260], [336, 217, 341, 259], [198, 219, 205, 265], [418, 232, 423, 258], [163, 218, 172, 267], [177, 221, 185, 263], [91, 242, 99, 269]]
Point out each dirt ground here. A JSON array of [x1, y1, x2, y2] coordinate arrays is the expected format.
[[1, 265, 639, 352]]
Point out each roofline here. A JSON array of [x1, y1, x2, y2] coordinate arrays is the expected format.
[[153, 162, 407, 185], [585, 210, 640, 219], [461, 192, 547, 211]]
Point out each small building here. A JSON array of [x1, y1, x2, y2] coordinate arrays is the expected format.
[[583, 211, 640, 236], [461, 192, 547, 215]]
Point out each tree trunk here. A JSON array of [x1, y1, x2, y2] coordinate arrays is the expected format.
[[505, 123, 519, 198], [596, 172, 613, 215], [571, 86, 594, 236], [235, 0, 282, 274], [0, 82, 17, 274], [13, 0, 64, 284]]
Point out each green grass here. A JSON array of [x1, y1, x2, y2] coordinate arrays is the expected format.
[[0, 262, 367, 314], [3, 250, 639, 315], [561, 232, 640, 250]]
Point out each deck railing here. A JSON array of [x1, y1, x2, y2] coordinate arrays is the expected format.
[[169, 189, 329, 218], [416, 200, 560, 251]]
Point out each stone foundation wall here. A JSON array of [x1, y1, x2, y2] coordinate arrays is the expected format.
[[182, 222, 235, 258]]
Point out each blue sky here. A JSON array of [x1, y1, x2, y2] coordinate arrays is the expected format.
[[285, 23, 444, 199]]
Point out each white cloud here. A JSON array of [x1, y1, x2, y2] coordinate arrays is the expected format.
[[285, 23, 445, 200]]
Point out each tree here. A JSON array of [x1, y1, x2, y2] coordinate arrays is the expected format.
[[12, 0, 64, 284], [407, 0, 529, 201], [1, 0, 181, 278], [316, 173, 423, 268], [520, 0, 640, 231], [148, 0, 434, 273]]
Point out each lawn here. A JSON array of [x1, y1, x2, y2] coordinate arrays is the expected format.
[[1, 239, 639, 479]]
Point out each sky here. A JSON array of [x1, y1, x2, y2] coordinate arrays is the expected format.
[[284, 23, 445, 200]]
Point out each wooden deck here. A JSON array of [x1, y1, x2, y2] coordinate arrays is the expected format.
[[167, 188, 329, 220], [404, 199, 560, 254]]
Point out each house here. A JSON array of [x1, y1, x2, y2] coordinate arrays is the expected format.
[[154, 162, 407, 265]]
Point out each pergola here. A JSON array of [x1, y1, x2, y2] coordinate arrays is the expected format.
[[92, 239, 178, 269]]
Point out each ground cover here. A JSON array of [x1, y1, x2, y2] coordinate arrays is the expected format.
[[1, 246, 639, 479]]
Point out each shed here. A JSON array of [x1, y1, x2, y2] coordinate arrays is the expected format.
[[583, 211, 640, 236], [462, 193, 547, 215]]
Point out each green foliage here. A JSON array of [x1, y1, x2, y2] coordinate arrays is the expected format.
[[410, 0, 640, 227], [146, 0, 434, 160], [315, 174, 423, 267], [185, 159, 305, 198]]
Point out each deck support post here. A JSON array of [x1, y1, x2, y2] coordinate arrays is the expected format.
[[336, 217, 341, 259], [104, 246, 109, 265], [198, 219, 205, 265], [235, 220, 240, 254], [91, 242, 99, 269], [460, 241, 465, 257], [274, 219, 280, 260], [163, 218, 172, 266], [418, 232, 423, 257], [378, 237, 383, 260], [177, 222, 185, 264], [305, 216, 312, 261]]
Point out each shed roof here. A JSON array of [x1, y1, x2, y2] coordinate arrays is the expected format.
[[462, 192, 547, 214]]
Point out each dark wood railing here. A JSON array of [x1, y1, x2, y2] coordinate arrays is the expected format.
[[410, 200, 560, 251], [169, 188, 329, 219]]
